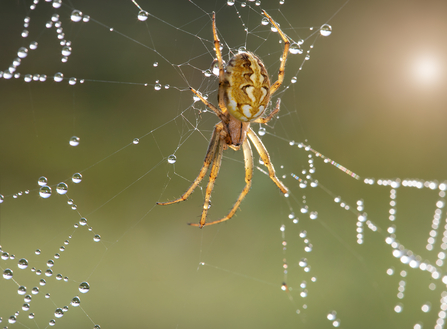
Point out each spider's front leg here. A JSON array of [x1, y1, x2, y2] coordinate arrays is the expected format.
[[262, 10, 290, 96]]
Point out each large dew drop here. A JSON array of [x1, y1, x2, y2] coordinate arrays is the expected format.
[[69, 136, 80, 146], [38, 176, 48, 186], [18, 285, 27, 295], [39, 186, 52, 199], [3, 268, 13, 279], [167, 154, 176, 164], [79, 282, 90, 293], [320, 24, 332, 37], [56, 182, 68, 195], [71, 296, 81, 306], [137, 10, 149, 21], [17, 47, 28, 58], [72, 173, 82, 183], [39, 186, 51, 199], [54, 308, 64, 318], [54, 72, 64, 82], [18, 258, 28, 269], [71, 10, 83, 22], [289, 43, 303, 55], [61, 46, 72, 56]]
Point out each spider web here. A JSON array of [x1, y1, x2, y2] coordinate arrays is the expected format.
[[1, 0, 447, 328]]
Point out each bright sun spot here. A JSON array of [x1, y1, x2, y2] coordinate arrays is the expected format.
[[412, 55, 441, 84]]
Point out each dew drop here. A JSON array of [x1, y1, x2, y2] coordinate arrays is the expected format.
[[0, 252, 7, 260], [421, 302, 431, 313], [137, 10, 149, 21], [0, 194, 4, 203], [70, 10, 83, 22], [154, 83, 162, 91], [39, 186, 52, 198], [3, 268, 13, 279], [79, 217, 87, 226], [38, 176, 48, 186], [238, 46, 246, 54], [8, 316, 17, 324], [79, 282, 90, 293], [72, 173, 82, 183], [320, 24, 332, 37], [53, 0, 62, 8], [167, 154, 177, 164], [83, 15, 90, 23], [69, 136, 80, 147], [258, 126, 266, 136], [54, 308, 64, 318], [327, 310, 337, 320], [18, 258, 28, 269], [22, 303, 30, 311], [227, 0, 235, 5], [69, 77, 77, 85], [261, 17, 269, 26], [153, 61, 158, 67], [133, 138, 139, 144], [212, 60, 219, 76], [61, 46, 72, 56], [304, 243, 313, 252], [54, 72, 64, 82], [17, 47, 28, 58], [21, 29, 29, 38], [203, 69, 212, 77], [289, 43, 303, 55], [93, 234, 101, 242], [71, 296, 81, 307], [18, 286, 27, 295], [309, 211, 318, 220], [56, 182, 68, 195]]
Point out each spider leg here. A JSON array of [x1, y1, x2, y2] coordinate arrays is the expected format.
[[190, 87, 227, 123], [262, 10, 290, 96], [211, 12, 229, 115], [247, 128, 288, 194], [156, 124, 221, 206], [188, 132, 225, 228], [253, 98, 281, 124], [190, 137, 254, 227]]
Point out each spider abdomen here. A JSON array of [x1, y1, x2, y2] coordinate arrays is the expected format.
[[224, 52, 270, 122]]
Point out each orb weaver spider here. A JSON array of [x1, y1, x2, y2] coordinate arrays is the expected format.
[[157, 10, 290, 228]]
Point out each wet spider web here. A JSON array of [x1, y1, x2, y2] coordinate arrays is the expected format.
[[1, 0, 447, 328]]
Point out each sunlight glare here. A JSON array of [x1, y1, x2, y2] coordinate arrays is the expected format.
[[412, 55, 441, 85]]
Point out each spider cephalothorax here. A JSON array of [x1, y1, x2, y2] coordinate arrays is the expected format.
[[157, 10, 290, 227]]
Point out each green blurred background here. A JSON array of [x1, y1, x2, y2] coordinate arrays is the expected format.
[[1, 0, 446, 328]]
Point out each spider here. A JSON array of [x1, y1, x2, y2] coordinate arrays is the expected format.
[[157, 10, 290, 228]]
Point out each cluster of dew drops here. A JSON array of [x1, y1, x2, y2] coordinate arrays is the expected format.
[[1, 172, 103, 326], [2, 251, 93, 327], [1, 0, 91, 85]]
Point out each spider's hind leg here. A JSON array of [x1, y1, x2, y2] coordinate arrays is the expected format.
[[189, 137, 254, 227], [188, 132, 224, 228], [156, 123, 222, 206]]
